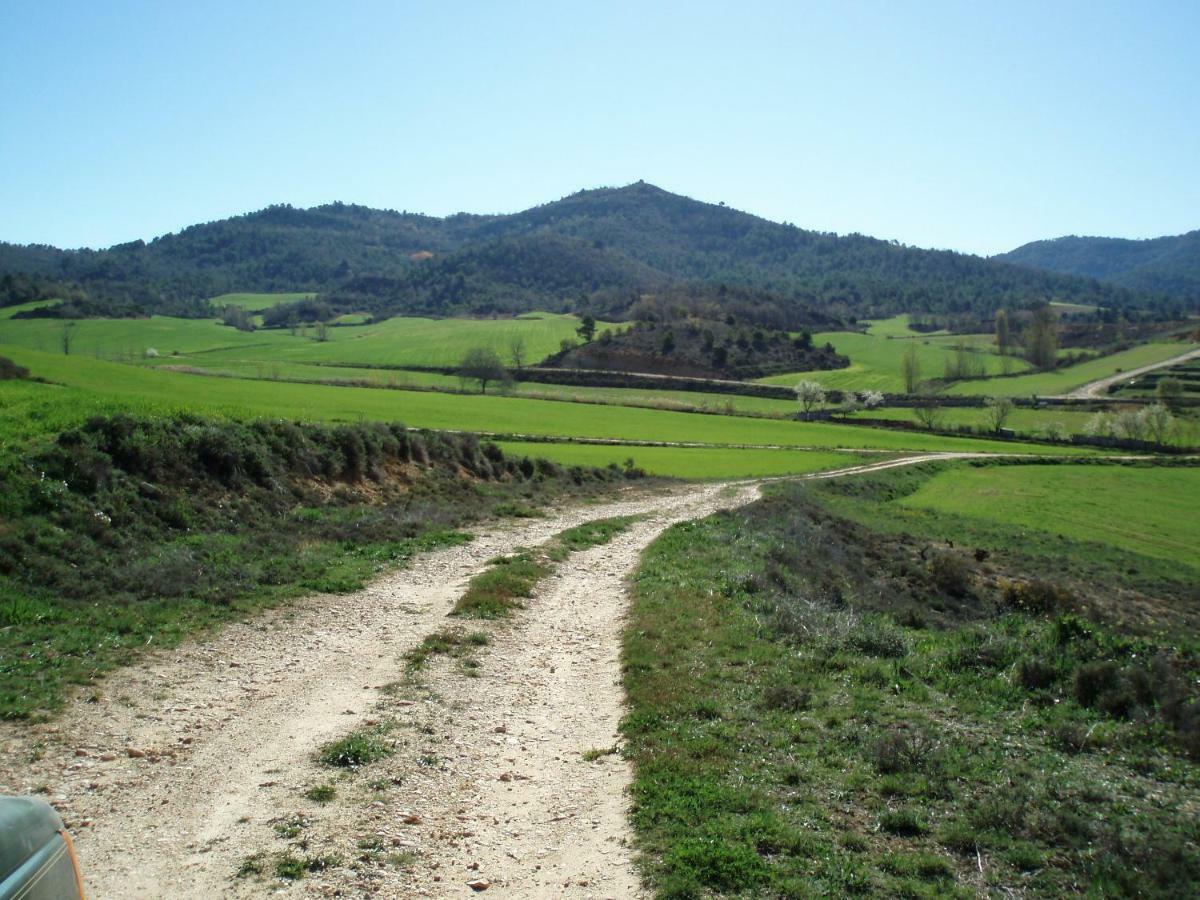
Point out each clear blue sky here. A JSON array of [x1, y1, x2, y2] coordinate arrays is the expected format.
[[2, 0, 1197, 255]]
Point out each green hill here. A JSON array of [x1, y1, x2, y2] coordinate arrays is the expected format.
[[0, 184, 1169, 323], [998, 230, 1200, 302]]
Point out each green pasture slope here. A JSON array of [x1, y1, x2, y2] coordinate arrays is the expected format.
[[760, 315, 1028, 393], [0, 314, 286, 358], [947, 342, 1199, 397], [209, 292, 316, 310], [0, 300, 59, 319], [0, 309, 613, 370], [899, 464, 1200, 569], [494, 442, 865, 479], [1, 346, 1099, 460], [194, 311, 617, 369], [141, 356, 802, 416]]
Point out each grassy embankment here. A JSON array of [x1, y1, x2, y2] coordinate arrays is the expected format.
[[0, 415, 637, 720], [622, 460, 1200, 897]]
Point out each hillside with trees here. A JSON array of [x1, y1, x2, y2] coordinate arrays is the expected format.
[[998, 230, 1200, 302], [0, 184, 1182, 323], [546, 317, 848, 379]]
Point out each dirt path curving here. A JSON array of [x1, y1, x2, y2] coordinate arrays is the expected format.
[[1053, 346, 1200, 399], [0, 452, 1031, 898], [0, 480, 758, 899]]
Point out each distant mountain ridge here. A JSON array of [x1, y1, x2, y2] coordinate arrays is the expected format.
[[997, 230, 1200, 301], [0, 183, 1183, 321]]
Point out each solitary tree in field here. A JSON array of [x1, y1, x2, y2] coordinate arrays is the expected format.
[[576, 315, 597, 343], [995, 309, 1012, 356], [1156, 377, 1183, 410], [509, 335, 527, 372], [984, 397, 1014, 433], [901, 344, 921, 393], [1025, 304, 1059, 370], [1142, 403, 1174, 445], [794, 380, 826, 417], [60, 321, 76, 355], [912, 387, 944, 430], [459, 347, 511, 394]]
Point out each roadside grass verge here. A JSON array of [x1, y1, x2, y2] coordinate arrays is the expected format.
[[622, 478, 1200, 897], [452, 515, 642, 618]]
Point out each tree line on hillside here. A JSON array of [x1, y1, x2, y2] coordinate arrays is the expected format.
[[2, 184, 1190, 325]]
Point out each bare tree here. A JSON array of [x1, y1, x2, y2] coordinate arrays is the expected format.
[[315, 321, 330, 342], [60, 321, 76, 355], [912, 387, 944, 430], [983, 397, 1014, 433], [509, 335, 527, 372]]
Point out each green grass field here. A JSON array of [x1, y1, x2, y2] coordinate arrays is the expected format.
[[0, 310, 612, 370], [761, 315, 1027, 393], [494, 441, 865, 479], [858, 404, 1200, 447], [209, 292, 317, 310], [947, 342, 1199, 397], [621, 474, 1200, 896], [899, 464, 1200, 568], [0, 314, 286, 358], [0, 299, 59, 319], [195, 311, 615, 369], [146, 356, 802, 416], [0, 346, 1100, 459]]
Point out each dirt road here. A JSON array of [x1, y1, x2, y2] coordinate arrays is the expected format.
[[0, 452, 1001, 898], [1055, 346, 1200, 399], [0, 481, 758, 898]]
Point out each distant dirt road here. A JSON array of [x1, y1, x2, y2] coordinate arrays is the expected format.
[[1054, 347, 1200, 399], [0, 453, 994, 899]]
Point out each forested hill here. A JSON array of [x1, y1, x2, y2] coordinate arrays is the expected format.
[[0, 183, 1179, 321], [997, 230, 1200, 302]]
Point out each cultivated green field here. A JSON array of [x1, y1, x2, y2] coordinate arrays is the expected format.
[[947, 342, 1199, 397], [145, 356, 801, 416], [494, 441, 866, 479], [0, 310, 613, 370], [0, 314, 285, 358], [0, 346, 1100, 459], [209, 291, 316, 310], [761, 315, 1027, 393], [0, 299, 59, 319], [899, 464, 1200, 568], [859, 404, 1200, 447]]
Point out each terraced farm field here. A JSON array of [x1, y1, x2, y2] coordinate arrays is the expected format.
[[947, 342, 1199, 397]]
